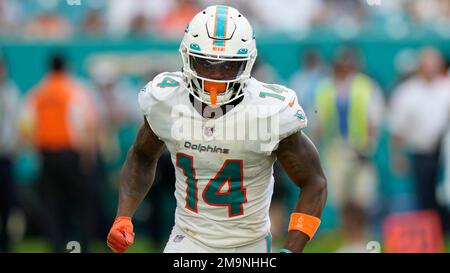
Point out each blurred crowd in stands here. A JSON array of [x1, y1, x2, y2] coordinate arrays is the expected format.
[[1, 0, 450, 39], [0, 0, 450, 253]]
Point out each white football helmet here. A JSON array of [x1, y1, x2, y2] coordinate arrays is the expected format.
[[180, 5, 257, 107]]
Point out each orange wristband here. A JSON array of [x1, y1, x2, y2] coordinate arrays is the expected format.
[[288, 212, 321, 239], [114, 216, 132, 223]]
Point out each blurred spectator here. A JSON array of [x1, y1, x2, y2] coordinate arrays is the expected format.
[[290, 49, 328, 122], [0, 56, 20, 252], [336, 202, 369, 253], [129, 14, 150, 37], [157, 0, 200, 38], [82, 9, 105, 37], [389, 47, 450, 227], [313, 46, 385, 211], [24, 12, 72, 40], [20, 54, 97, 252]]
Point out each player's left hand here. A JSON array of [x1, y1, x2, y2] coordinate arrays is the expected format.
[[107, 216, 135, 253]]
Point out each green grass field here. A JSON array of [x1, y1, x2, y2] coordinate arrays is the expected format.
[[9, 232, 450, 253]]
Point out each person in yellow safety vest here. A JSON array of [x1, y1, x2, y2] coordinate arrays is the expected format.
[[312, 47, 385, 212]]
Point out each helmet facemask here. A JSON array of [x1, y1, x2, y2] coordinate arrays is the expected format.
[[180, 45, 256, 107]]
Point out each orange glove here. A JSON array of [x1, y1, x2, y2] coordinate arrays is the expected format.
[[107, 216, 135, 253]]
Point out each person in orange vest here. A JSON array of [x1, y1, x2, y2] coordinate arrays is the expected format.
[[21, 54, 97, 252]]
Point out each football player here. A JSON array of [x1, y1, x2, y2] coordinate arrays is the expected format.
[[107, 5, 327, 253]]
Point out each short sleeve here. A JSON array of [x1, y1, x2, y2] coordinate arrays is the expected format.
[[258, 91, 308, 153], [138, 81, 154, 117]]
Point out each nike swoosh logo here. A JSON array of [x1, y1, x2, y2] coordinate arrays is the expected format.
[[288, 97, 296, 107]]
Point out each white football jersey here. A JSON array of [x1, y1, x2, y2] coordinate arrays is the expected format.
[[138, 71, 307, 248]]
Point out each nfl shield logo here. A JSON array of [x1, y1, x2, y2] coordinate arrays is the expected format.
[[204, 126, 215, 137]]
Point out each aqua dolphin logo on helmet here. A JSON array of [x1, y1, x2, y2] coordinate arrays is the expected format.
[[179, 5, 257, 107]]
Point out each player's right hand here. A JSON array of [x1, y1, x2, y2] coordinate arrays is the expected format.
[[107, 216, 135, 253]]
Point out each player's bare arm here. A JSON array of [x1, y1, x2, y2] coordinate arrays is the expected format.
[[117, 118, 165, 217], [107, 118, 165, 253], [276, 131, 327, 253]]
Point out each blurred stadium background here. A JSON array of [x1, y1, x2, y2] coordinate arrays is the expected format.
[[1, 0, 450, 253]]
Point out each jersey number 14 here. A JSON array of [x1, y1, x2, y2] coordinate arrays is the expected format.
[[176, 153, 247, 217]]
